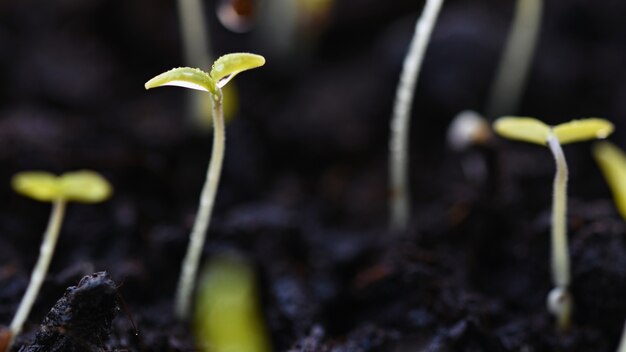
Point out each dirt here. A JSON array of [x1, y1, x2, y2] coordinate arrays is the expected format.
[[1, 0, 626, 351]]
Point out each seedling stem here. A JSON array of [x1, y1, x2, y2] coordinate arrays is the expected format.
[[174, 90, 224, 320], [389, 0, 443, 231], [8, 199, 66, 345]]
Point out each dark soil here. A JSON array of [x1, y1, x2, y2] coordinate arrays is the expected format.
[[1, 0, 626, 351]]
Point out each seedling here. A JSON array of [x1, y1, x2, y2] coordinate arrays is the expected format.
[[486, 0, 542, 118], [493, 117, 613, 331], [194, 255, 271, 352], [145, 53, 265, 321], [389, 0, 444, 231], [592, 141, 626, 221], [7, 170, 112, 349], [447, 110, 492, 151], [618, 320, 626, 352]]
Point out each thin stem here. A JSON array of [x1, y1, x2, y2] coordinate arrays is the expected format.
[[546, 132, 572, 331], [618, 320, 626, 352], [486, 0, 542, 118], [547, 132, 569, 288], [389, 0, 444, 232], [8, 199, 67, 348], [174, 89, 225, 321], [177, 0, 213, 127]]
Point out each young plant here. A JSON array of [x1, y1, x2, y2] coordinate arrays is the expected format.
[[486, 0, 542, 118], [7, 170, 112, 349], [389, 0, 444, 232], [493, 117, 613, 331], [592, 141, 626, 221], [145, 53, 265, 321]]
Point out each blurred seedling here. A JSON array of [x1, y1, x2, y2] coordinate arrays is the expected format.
[[592, 141, 626, 221], [494, 117, 613, 331], [7, 170, 112, 350], [619, 320, 626, 352], [194, 255, 271, 352], [447, 110, 492, 151], [389, 0, 444, 232], [486, 0, 542, 118], [145, 53, 265, 321]]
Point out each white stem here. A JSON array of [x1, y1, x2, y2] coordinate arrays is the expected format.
[[618, 320, 626, 352], [547, 132, 569, 288], [174, 89, 225, 321], [8, 199, 66, 348], [486, 0, 542, 118], [546, 132, 572, 331], [177, 0, 213, 127], [389, 0, 444, 231], [177, 0, 211, 68]]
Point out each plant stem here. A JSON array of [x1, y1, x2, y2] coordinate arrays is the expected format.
[[8, 199, 66, 348], [486, 0, 542, 118], [389, 0, 443, 232], [177, 0, 214, 127], [547, 132, 572, 331], [618, 320, 626, 352], [174, 89, 225, 321]]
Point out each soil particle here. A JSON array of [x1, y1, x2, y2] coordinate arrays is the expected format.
[[18, 272, 119, 352]]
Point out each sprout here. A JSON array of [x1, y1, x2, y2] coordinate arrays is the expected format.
[[7, 170, 112, 349], [389, 0, 444, 232], [493, 116, 614, 331], [486, 0, 542, 118], [447, 110, 492, 151], [145, 53, 265, 321], [194, 255, 271, 352], [592, 141, 626, 221], [618, 320, 626, 352]]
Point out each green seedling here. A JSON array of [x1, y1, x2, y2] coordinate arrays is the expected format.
[[7, 170, 111, 349], [194, 255, 271, 352], [389, 0, 444, 232], [486, 0, 542, 118], [592, 141, 626, 221], [145, 53, 265, 321], [494, 117, 613, 331]]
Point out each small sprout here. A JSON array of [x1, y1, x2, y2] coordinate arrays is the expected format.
[[194, 255, 271, 352], [145, 52, 265, 321], [7, 170, 112, 350], [493, 116, 614, 331], [486, 0, 542, 118], [592, 141, 626, 220], [447, 110, 492, 151], [389, 0, 444, 232]]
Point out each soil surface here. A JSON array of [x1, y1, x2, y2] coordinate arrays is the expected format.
[[1, 0, 626, 351]]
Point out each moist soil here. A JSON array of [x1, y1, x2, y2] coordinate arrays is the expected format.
[[1, 0, 626, 351]]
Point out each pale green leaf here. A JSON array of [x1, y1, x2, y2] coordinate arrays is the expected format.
[[493, 116, 551, 145], [12, 172, 61, 202], [59, 170, 112, 203], [209, 53, 266, 89], [593, 141, 626, 220], [553, 118, 614, 145], [145, 67, 216, 94]]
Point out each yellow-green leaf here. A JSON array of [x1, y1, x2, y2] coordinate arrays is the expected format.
[[59, 170, 112, 203], [493, 116, 551, 145], [145, 67, 216, 94], [12, 172, 61, 202], [12, 170, 112, 203], [593, 141, 626, 220], [553, 118, 614, 145], [209, 53, 266, 89]]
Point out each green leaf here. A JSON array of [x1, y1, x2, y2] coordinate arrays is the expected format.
[[12, 170, 112, 203], [592, 141, 626, 220], [59, 170, 112, 203], [145, 67, 216, 94], [12, 172, 61, 202], [493, 116, 551, 145], [209, 53, 266, 89], [553, 118, 614, 145]]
